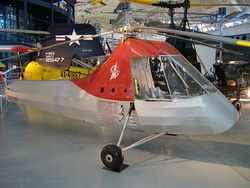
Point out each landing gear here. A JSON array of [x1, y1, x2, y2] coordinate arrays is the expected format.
[[232, 99, 242, 111], [101, 103, 134, 172], [101, 144, 124, 171], [100, 103, 168, 172]]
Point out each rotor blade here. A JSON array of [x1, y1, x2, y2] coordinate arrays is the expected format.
[[120, 0, 250, 8], [0, 28, 50, 35], [0, 31, 113, 62], [136, 26, 250, 47], [189, 2, 250, 7], [161, 33, 244, 56], [101, 10, 216, 16], [0, 45, 36, 52], [11, 45, 36, 53], [121, 0, 158, 6], [91, 0, 107, 5]]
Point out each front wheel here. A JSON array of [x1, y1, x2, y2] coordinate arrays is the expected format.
[[101, 144, 124, 171]]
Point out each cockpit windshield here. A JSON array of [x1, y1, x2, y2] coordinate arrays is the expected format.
[[131, 55, 217, 100]]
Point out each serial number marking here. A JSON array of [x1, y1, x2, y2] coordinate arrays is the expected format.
[[60, 71, 84, 79], [45, 57, 65, 63]]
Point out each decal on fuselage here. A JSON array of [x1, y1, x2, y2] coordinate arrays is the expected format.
[[110, 62, 120, 80], [96, 99, 122, 124], [45, 52, 64, 63], [60, 71, 82, 79]]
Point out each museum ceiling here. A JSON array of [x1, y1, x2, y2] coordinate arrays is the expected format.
[[74, 0, 250, 31]]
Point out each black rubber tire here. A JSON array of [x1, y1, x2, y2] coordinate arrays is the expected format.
[[101, 144, 124, 171], [232, 100, 242, 111]]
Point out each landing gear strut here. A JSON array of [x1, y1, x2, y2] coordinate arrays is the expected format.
[[100, 103, 168, 172]]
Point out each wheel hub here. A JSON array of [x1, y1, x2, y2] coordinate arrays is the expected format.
[[105, 154, 113, 162], [101, 144, 124, 171]]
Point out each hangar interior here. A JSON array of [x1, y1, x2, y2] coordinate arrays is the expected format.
[[0, 0, 250, 187]]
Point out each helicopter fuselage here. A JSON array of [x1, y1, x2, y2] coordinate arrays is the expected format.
[[6, 79, 238, 134], [5, 39, 238, 135]]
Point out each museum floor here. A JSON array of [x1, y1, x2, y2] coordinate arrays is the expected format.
[[0, 101, 250, 188]]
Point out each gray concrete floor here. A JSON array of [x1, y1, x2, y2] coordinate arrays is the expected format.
[[0, 101, 250, 188]]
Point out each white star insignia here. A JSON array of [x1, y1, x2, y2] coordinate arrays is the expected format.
[[65, 29, 82, 46]]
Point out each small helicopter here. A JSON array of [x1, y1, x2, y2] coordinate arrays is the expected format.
[[3, 22, 250, 171]]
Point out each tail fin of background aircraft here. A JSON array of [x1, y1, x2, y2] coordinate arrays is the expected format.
[[38, 24, 105, 70]]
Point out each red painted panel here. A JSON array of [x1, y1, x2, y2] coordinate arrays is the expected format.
[[72, 39, 181, 101]]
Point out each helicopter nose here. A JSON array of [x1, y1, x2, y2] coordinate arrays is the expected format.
[[203, 91, 239, 134]]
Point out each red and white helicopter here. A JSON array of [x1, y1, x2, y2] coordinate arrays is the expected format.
[[2, 24, 250, 172]]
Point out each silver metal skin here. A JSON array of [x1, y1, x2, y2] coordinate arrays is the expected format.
[[5, 80, 238, 135], [135, 91, 239, 134]]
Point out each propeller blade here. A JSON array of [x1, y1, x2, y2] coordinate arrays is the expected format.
[[161, 33, 244, 56], [189, 2, 250, 7], [0, 28, 50, 35], [136, 26, 250, 48]]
